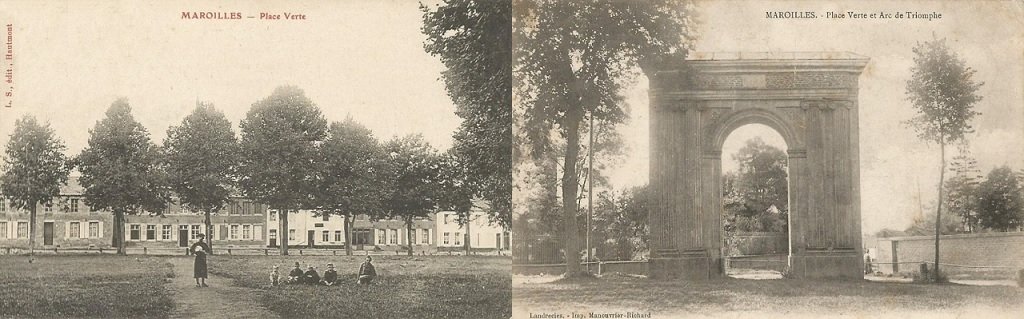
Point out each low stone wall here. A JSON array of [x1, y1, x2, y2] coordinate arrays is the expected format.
[[875, 232, 1024, 276], [512, 260, 649, 277]]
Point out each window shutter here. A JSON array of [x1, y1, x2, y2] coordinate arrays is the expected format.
[[98, 221, 104, 238], [220, 225, 228, 240], [65, 221, 70, 239], [80, 221, 87, 239]]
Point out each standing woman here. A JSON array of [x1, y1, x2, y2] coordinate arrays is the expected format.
[[191, 233, 210, 287]]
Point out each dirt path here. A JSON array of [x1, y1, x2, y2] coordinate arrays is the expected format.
[[165, 257, 280, 319]]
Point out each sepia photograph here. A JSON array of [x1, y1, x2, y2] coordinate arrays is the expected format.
[[0, 1, 511, 318], [513, 0, 1024, 318]]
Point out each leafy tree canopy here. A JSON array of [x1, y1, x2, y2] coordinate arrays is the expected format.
[[78, 99, 169, 215], [383, 134, 441, 221], [976, 166, 1024, 231], [422, 0, 513, 229], [0, 116, 72, 210], [313, 117, 390, 217], [238, 86, 328, 210], [722, 137, 788, 232], [164, 102, 239, 214]]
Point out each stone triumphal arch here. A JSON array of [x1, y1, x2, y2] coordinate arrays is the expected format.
[[646, 52, 869, 279]]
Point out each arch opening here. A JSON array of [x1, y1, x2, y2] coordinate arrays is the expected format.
[[719, 124, 790, 280]]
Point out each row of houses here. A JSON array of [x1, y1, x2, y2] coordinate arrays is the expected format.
[[0, 178, 510, 253]]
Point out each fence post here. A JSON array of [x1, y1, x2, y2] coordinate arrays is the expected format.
[[265, 249, 269, 256], [228, 248, 232, 255], [598, 261, 602, 276], [333, 250, 337, 256], [299, 249, 303, 255], [143, 247, 147, 255]]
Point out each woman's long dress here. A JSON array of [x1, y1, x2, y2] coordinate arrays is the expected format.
[[191, 241, 210, 279]]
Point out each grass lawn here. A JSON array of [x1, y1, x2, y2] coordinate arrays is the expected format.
[[0, 255, 175, 318], [209, 254, 511, 319], [513, 274, 1024, 318]]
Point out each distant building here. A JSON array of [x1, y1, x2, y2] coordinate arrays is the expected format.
[[0, 177, 267, 250], [435, 210, 510, 252], [265, 209, 436, 253]]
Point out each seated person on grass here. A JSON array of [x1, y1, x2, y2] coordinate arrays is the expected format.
[[303, 266, 320, 285], [287, 262, 303, 284], [358, 256, 377, 285], [321, 263, 338, 286]]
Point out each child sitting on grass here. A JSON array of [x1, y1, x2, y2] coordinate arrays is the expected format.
[[321, 263, 338, 286], [287, 262, 303, 284], [270, 265, 280, 286]]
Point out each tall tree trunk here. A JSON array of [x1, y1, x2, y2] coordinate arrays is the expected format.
[[115, 210, 126, 255], [407, 216, 414, 256], [465, 213, 472, 255], [28, 202, 36, 256], [934, 136, 946, 281], [205, 211, 214, 255], [279, 209, 289, 256], [561, 105, 584, 277], [344, 214, 353, 256]]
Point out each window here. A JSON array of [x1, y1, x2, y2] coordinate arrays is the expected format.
[[230, 225, 239, 240], [0, 221, 7, 238], [334, 230, 342, 242], [70, 199, 79, 212], [389, 229, 398, 245], [191, 225, 201, 239], [377, 230, 386, 245], [443, 232, 450, 245], [243, 225, 251, 240], [269, 229, 277, 240], [44, 201, 52, 212], [69, 222, 80, 238], [443, 214, 449, 225], [288, 229, 296, 241], [322, 214, 329, 221], [90, 222, 99, 238], [146, 225, 156, 240], [130, 224, 141, 240], [269, 210, 277, 221], [162, 225, 172, 240], [504, 232, 510, 249], [454, 232, 461, 246], [409, 229, 417, 245], [422, 229, 430, 245], [17, 222, 28, 238], [322, 230, 329, 242]]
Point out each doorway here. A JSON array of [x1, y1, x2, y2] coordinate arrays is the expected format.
[[43, 222, 54, 245], [307, 230, 315, 248]]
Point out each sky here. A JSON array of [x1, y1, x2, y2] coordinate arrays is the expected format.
[[605, 0, 1024, 235], [0, 0, 458, 159]]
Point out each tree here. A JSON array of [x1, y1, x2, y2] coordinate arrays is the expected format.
[[239, 86, 328, 256], [312, 118, 390, 256], [592, 185, 650, 261], [383, 135, 441, 256], [435, 150, 478, 255], [422, 0, 513, 229], [164, 102, 239, 255], [975, 166, 1024, 231], [78, 99, 170, 255], [0, 116, 73, 255], [515, 0, 697, 276], [903, 37, 984, 279], [722, 138, 789, 233], [944, 149, 982, 232]]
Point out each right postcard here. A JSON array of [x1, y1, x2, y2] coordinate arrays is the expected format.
[[512, 1, 1024, 318]]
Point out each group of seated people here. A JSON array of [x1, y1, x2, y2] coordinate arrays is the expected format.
[[270, 256, 377, 286]]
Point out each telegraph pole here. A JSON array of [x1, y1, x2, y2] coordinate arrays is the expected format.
[[586, 114, 594, 273]]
